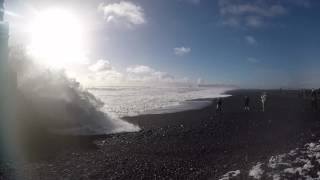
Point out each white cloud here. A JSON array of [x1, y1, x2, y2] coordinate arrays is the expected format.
[[87, 59, 125, 85], [245, 35, 257, 45], [126, 65, 175, 82], [126, 65, 154, 75], [174, 47, 191, 56], [98, 1, 146, 26], [218, 0, 310, 28], [99, 70, 124, 81], [88, 59, 112, 72], [88, 70, 124, 81], [86, 60, 193, 86], [125, 65, 195, 86]]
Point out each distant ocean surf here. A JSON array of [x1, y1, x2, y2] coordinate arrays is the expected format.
[[89, 86, 231, 118]]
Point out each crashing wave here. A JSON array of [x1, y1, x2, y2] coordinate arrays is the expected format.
[[10, 47, 140, 135]]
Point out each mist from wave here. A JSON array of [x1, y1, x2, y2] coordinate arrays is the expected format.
[[11, 47, 140, 135]]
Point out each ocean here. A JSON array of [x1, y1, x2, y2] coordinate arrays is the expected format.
[[89, 86, 231, 118]]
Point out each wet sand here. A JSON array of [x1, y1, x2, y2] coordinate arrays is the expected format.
[[2, 89, 320, 179]]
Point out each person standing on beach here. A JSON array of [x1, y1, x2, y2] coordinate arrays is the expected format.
[[216, 98, 222, 113], [244, 96, 250, 111], [261, 92, 267, 112], [311, 89, 318, 112]]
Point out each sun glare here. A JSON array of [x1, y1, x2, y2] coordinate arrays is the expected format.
[[27, 8, 88, 69]]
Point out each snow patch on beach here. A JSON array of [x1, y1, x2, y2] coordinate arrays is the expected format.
[[221, 141, 320, 179], [90, 86, 230, 117], [219, 170, 240, 180], [249, 163, 264, 179], [262, 142, 320, 179], [235, 141, 320, 179]]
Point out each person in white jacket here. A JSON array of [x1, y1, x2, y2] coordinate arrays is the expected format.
[[261, 92, 267, 112]]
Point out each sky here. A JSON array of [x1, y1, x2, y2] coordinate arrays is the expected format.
[[4, 0, 320, 88]]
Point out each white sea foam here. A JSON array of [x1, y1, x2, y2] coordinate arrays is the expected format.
[[89, 86, 231, 118]]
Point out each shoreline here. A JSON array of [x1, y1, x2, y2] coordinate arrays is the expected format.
[[90, 86, 231, 118], [4, 89, 320, 179], [119, 89, 232, 119], [125, 96, 230, 118]]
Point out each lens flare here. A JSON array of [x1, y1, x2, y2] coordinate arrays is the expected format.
[[27, 8, 88, 69]]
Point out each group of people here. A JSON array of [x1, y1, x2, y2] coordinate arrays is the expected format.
[[299, 88, 319, 111], [215, 92, 268, 113], [216, 92, 267, 113], [216, 89, 320, 113], [311, 89, 318, 111]]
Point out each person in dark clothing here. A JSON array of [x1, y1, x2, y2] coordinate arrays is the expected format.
[[244, 96, 250, 111], [216, 98, 222, 113], [311, 89, 318, 112]]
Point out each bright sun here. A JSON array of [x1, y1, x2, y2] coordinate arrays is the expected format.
[[27, 8, 88, 69]]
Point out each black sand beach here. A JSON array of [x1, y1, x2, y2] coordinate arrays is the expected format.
[[3, 89, 320, 179]]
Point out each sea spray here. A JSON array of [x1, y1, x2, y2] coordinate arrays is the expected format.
[[10, 47, 140, 135]]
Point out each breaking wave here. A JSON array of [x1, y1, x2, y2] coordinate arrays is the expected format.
[[11, 48, 140, 135]]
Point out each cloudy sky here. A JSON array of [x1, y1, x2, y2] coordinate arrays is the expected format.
[[5, 0, 320, 88]]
